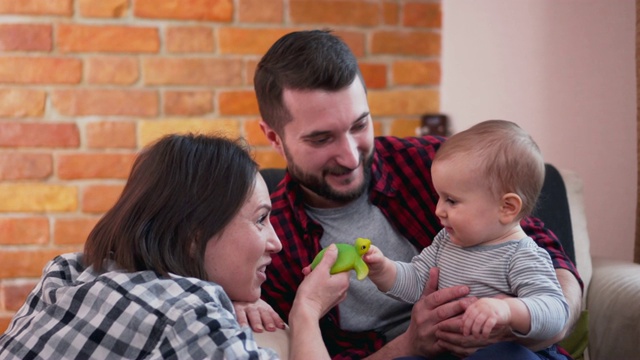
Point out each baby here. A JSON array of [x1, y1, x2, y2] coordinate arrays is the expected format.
[[365, 120, 569, 345]]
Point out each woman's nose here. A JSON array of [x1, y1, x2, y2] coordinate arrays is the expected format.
[[266, 223, 282, 253]]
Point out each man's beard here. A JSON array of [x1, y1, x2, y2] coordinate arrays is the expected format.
[[284, 146, 374, 203]]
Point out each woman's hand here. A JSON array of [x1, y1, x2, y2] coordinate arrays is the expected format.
[[288, 244, 350, 360], [232, 298, 285, 332], [295, 244, 350, 319]]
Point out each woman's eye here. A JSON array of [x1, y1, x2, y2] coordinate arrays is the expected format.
[[257, 214, 268, 225]]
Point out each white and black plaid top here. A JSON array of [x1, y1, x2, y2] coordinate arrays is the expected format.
[[0, 253, 278, 359]]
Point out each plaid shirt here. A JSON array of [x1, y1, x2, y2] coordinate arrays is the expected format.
[[262, 135, 582, 360], [0, 253, 278, 360]]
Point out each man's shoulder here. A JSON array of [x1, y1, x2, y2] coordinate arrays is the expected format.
[[374, 135, 445, 158]]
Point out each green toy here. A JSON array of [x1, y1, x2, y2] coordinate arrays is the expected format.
[[310, 237, 371, 280]]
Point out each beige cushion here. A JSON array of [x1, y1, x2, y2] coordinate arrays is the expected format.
[[254, 327, 290, 359]]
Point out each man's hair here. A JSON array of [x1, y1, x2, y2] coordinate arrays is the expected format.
[[433, 120, 545, 218], [83, 133, 258, 279], [254, 29, 364, 135]]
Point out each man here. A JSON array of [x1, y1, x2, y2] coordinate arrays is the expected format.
[[253, 29, 582, 359]]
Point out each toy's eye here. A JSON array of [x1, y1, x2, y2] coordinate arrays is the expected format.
[[361, 245, 366, 250]]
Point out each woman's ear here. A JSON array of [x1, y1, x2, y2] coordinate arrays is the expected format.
[[259, 120, 285, 157], [499, 193, 523, 224]]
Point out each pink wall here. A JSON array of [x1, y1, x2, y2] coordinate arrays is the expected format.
[[441, 0, 637, 261]]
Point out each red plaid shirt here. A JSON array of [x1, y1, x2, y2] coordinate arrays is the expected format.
[[262, 135, 582, 359]]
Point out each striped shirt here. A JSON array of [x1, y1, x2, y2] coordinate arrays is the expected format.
[[391, 231, 569, 340], [0, 253, 278, 360], [262, 135, 582, 360]]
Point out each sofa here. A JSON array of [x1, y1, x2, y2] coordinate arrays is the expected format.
[[255, 165, 640, 360]]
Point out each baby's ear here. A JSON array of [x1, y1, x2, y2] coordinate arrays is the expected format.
[[499, 193, 523, 224]]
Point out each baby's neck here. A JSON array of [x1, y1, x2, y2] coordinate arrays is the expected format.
[[483, 224, 527, 246]]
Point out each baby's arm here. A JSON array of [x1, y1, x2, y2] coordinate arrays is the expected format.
[[362, 245, 397, 292], [461, 297, 531, 339]]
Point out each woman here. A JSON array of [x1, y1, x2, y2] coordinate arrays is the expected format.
[[0, 133, 348, 359]]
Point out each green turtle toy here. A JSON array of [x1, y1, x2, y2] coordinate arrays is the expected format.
[[310, 237, 371, 280]]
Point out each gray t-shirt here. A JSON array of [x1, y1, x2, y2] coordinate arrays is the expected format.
[[306, 192, 419, 340]]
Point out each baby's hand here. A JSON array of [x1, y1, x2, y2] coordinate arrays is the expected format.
[[461, 298, 511, 338], [362, 245, 385, 275], [233, 298, 286, 333]]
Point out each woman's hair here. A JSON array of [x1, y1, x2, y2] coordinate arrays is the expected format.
[[83, 133, 258, 279], [433, 120, 545, 218], [254, 29, 364, 135]]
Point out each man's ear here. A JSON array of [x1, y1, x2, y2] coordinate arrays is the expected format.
[[499, 193, 523, 224], [259, 120, 285, 157]]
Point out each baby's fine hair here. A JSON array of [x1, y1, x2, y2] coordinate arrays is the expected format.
[[433, 120, 545, 217]]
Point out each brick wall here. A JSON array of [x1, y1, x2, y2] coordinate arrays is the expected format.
[[0, 0, 441, 332]]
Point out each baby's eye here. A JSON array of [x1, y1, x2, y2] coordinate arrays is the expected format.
[[446, 198, 456, 205]]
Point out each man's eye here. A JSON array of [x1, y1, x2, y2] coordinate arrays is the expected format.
[[352, 122, 367, 131], [310, 137, 330, 146]]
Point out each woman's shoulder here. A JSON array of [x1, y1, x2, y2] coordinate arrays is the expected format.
[[108, 271, 232, 314]]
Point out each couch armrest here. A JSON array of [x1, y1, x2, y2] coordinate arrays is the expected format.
[[254, 327, 290, 359], [587, 257, 640, 360]]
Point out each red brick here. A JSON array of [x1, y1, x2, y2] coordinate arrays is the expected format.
[[359, 63, 387, 89], [0, 0, 72, 16], [0, 24, 52, 51], [143, 58, 243, 86], [57, 24, 159, 53], [390, 118, 422, 137], [244, 119, 270, 146], [290, 1, 380, 26], [0, 248, 79, 278], [2, 281, 38, 311], [0, 217, 49, 245], [245, 59, 259, 85], [0, 89, 45, 117], [332, 30, 366, 58], [86, 121, 136, 149], [0, 153, 52, 180], [393, 60, 440, 86], [58, 153, 136, 180], [82, 185, 125, 213], [403, 2, 441, 28], [139, 119, 241, 147], [239, 0, 283, 23], [0, 184, 77, 212], [135, 0, 232, 21], [383, 1, 399, 25], [166, 26, 214, 53], [0, 57, 81, 84], [218, 90, 259, 115], [54, 217, 100, 245], [86, 57, 139, 85], [0, 316, 11, 334], [0, 122, 79, 148], [52, 89, 158, 117], [252, 149, 286, 169], [164, 91, 213, 116], [79, 0, 128, 18], [218, 28, 294, 55], [372, 31, 440, 56], [368, 89, 439, 116], [372, 121, 383, 136]]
